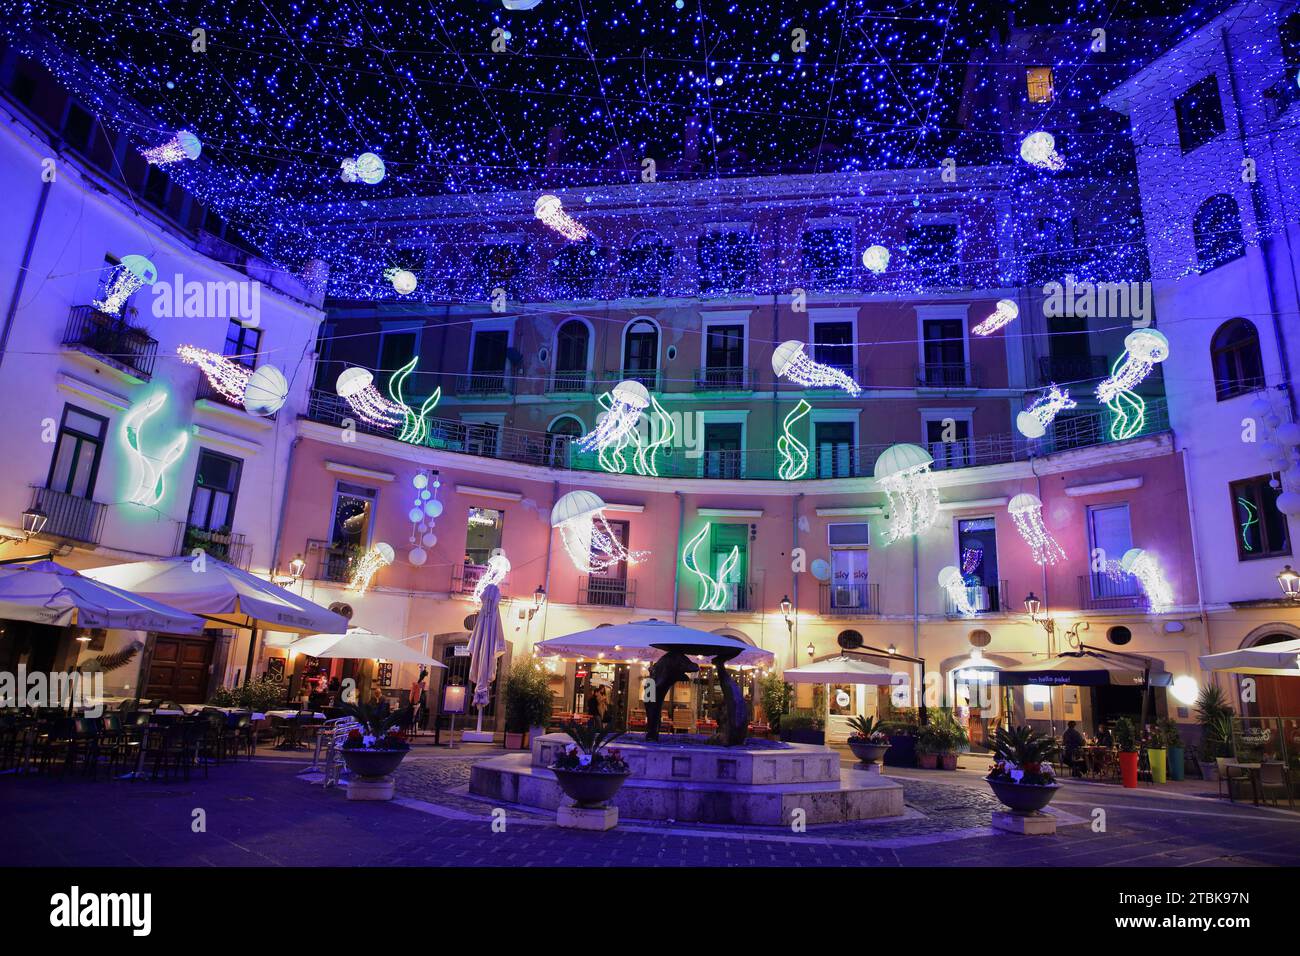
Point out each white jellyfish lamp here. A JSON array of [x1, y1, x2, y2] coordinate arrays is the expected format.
[[873, 443, 940, 542], [243, 365, 289, 417], [1019, 131, 1065, 171], [577, 379, 650, 451], [94, 254, 158, 315], [939, 565, 977, 618], [861, 245, 890, 275], [336, 367, 403, 428], [771, 340, 862, 397], [141, 130, 202, 166], [1008, 492, 1066, 565], [551, 490, 647, 572], [972, 299, 1020, 337]]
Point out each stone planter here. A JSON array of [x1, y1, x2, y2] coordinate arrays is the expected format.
[[505, 731, 527, 750], [917, 752, 938, 769], [987, 778, 1060, 814], [940, 753, 959, 771], [550, 767, 631, 808], [847, 739, 891, 766], [341, 747, 408, 779]]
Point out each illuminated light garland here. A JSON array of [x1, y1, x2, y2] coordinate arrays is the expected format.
[[551, 490, 647, 573], [632, 395, 675, 477], [971, 298, 1019, 336], [771, 340, 862, 396], [386, 355, 441, 444], [683, 523, 739, 612], [777, 399, 811, 481], [140, 130, 201, 165], [960, 542, 984, 576], [874, 443, 940, 542], [122, 391, 188, 507], [471, 552, 511, 605], [1008, 493, 1067, 565], [340, 152, 385, 184], [385, 267, 417, 295], [177, 344, 251, 403], [939, 565, 977, 618], [406, 470, 441, 567], [534, 193, 589, 241], [1019, 131, 1065, 171], [1097, 329, 1169, 441], [1016, 385, 1077, 439], [1119, 548, 1174, 613], [336, 367, 403, 429], [861, 245, 890, 274], [578, 380, 649, 452], [94, 255, 157, 315], [349, 542, 394, 595]]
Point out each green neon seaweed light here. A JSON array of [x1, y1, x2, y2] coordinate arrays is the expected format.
[[778, 399, 811, 481], [1236, 495, 1258, 552], [122, 391, 189, 507], [1104, 354, 1146, 441], [387, 355, 441, 445], [683, 522, 740, 611], [633, 395, 674, 477]]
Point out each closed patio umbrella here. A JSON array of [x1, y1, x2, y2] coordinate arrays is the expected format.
[[783, 655, 896, 685], [0, 560, 205, 635], [1199, 638, 1300, 676], [464, 583, 506, 741]]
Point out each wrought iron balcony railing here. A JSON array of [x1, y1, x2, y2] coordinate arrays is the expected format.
[[695, 581, 753, 613], [177, 524, 251, 569], [579, 576, 635, 608], [818, 582, 881, 617], [548, 370, 594, 394], [29, 486, 105, 545], [944, 580, 1009, 619], [62, 306, 158, 380], [915, 362, 982, 389], [694, 366, 755, 391], [306, 538, 353, 583], [1078, 574, 1146, 611], [451, 562, 512, 598], [601, 368, 662, 392], [453, 371, 514, 395]]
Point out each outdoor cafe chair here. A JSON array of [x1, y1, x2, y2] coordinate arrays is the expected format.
[[222, 713, 255, 760], [1258, 762, 1292, 808]]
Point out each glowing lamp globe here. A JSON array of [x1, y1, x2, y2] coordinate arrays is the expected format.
[[535, 194, 562, 220], [1275, 422, 1300, 446], [873, 443, 934, 481], [1124, 328, 1170, 363], [120, 254, 159, 286], [412, 473, 429, 490], [375, 542, 396, 564], [407, 547, 427, 567], [1275, 491, 1300, 518], [938, 565, 965, 590], [390, 269, 417, 295], [1170, 675, 1199, 706], [242, 365, 288, 416], [336, 367, 374, 398], [771, 340, 804, 376], [355, 152, 386, 184], [421, 532, 437, 548], [550, 489, 606, 528], [423, 499, 443, 518], [861, 245, 890, 274], [176, 130, 202, 160], [1016, 410, 1046, 439], [408, 507, 424, 523], [1008, 492, 1043, 515], [1119, 548, 1146, 574]]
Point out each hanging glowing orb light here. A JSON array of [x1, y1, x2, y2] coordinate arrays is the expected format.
[[551, 490, 648, 573], [1019, 131, 1065, 171], [683, 523, 739, 612], [1008, 493, 1067, 565], [140, 130, 202, 166], [94, 254, 158, 315], [771, 340, 862, 396], [577, 380, 649, 452], [177, 345, 251, 404], [534, 194, 589, 241], [336, 367, 403, 429], [406, 470, 442, 566], [1096, 329, 1170, 441], [122, 392, 188, 508], [971, 298, 1020, 337], [385, 267, 417, 295], [340, 152, 386, 184], [874, 443, 940, 542], [778, 399, 811, 481], [349, 542, 395, 595], [861, 245, 891, 274], [939, 565, 977, 618], [1120, 548, 1174, 612], [471, 552, 511, 605], [1016, 385, 1077, 439], [243, 365, 289, 417]]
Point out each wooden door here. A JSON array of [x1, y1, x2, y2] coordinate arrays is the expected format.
[[145, 635, 215, 704]]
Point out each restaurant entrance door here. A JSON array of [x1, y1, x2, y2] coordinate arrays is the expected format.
[[143, 633, 215, 704]]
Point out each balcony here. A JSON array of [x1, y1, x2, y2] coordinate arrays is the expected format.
[[819, 582, 881, 617], [1038, 355, 1109, 386], [699, 449, 743, 479], [451, 562, 512, 599], [453, 371, 514, 396], [176, 524, 251, 569], [695, 581, 752, 613], [28, 486, 105, 545], [915, 362, 982, 390], [1078, 574, 1145, 611], [548, 370, 594, 394], [799, 365, 869, 393], [306, 539, 353, 583], [694, 366, 755, 392], [944, 580, 1009, 619], [62, 306, 158, 380], [602, 368, 662, 392], [579, 576, 635, 608]]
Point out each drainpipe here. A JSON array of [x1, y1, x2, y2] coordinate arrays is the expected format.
[[912, 533, 921, 709], [0, 179, 52, 373], [791, 492, 803, 668], [269, 436, 303, 578], [536, 479, 558, 647], [1180, 447, 1216, 688], [672, 491, 684, 623]]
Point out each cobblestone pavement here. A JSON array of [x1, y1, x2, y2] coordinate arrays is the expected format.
[[3, 754, 1299, 867]]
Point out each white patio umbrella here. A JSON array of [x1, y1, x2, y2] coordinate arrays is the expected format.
[[464, 583, 506, 740], [277, 627, 445, 667], [1199, 638, 1300, 676], [0, 560, 205, 634], [535, 618, 774, 668], [782, 655, 896, 685]]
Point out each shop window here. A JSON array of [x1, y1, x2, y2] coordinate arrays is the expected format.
[[1174, 75, 1225, 153], [1230, 475, 1291, 560], [1210, 318, 1264, 400]]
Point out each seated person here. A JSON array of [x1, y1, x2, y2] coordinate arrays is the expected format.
[[1095, 722, 1114, 748], [1062, 720, 1085, 777]]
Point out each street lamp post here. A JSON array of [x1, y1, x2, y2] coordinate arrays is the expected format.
[[1022, 591, 1088, 734], [780, 595, 795, 668]]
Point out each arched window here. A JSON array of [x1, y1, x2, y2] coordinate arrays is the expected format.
[[1211, 318, 1264, 400], [545, 415, 584, 468], [1193, 194, 1246, 273], [553, 320, 590, 391], [547, 415, 583, 438], [622, 318, 659, 389]]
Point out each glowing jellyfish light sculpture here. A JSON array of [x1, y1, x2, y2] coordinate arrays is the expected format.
[[471, 552, 511, 606], [349, 542, 395, 595], [1096, 329, 1170, 441], [94, 254, 157, 315], [1120, 548, 1174, 612], [341, 152, 386, 184], [140, 130, 202, 166], [861, 245, 891, 275], [1016, 385, 1077, 439], [336, 367, 403, 429], [178, 345, 251, 404], [874, 443, 940, 542], [243, 365, 289, 417], [972, 298, 1020, 337], [1019, 131, 1065, 171], [551, 490, 647, 573], [939, 565, 977, 618], [1008, 493, 1066, 565], [577, 380, 649, 452], [771, 340, 862, 396], [534, 194, 589, 241]]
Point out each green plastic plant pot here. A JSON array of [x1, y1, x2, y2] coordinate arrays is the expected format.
[[1148, 747, 1167, 784]]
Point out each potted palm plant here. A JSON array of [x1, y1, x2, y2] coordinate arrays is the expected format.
[[503, 654, 554, 750], [985, 724, 1061, 813], [1195, 685, 1234, 779], [338, 701, 413, 782], [845, 715, 891, 766], [1114, 716, 1140, 788], [549, 721, 631, 808], [1158, 718, 1185, 782], [915, 721, 942, 769], [930, 709, 968, 770]]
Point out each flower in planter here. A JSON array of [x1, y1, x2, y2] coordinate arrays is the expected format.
[[985, 726, 1060, 786], [550, 724, 630, 774]]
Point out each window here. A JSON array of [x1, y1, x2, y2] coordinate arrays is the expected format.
[[920, 317, 966, 386], [188, 450, 242, 532], [815, 421, 855, 478], [1026, 67, 1054, 104], [465, 507, 504, 565], [705, 524, 749, 611], [905, 223, 959, 286], [61, 102, 95, 153], [329, 482, 376, 551], [704, 324, 744, 369], [546, 415, 583, 466], [548, 241, 602, 300], [702, 422, 743, 479], [1086, 504, 1139, 600], [1174, 76, 1225, 153], [697, 231, 754, 295], [926, 416, 972, 469], [553, 319, 590, 390], [955, 517, 1002, 612], [812, 320, 853, 376], [46, 405, 107, 498], [620, 233, 673, 297], [1193, 194, 1246, 273], [1211, 319, 1265, 400], [622, 318, 659, 387], [801, 227, 853, 289], [829, 538, 870, 611], [586, 520, 629, 605], [8, 62, 38, 107], [1230, 475, 1290, 560], [471, 243, 529, 299], [548, 415, 583, 438], [223, 319, 262, 369]]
